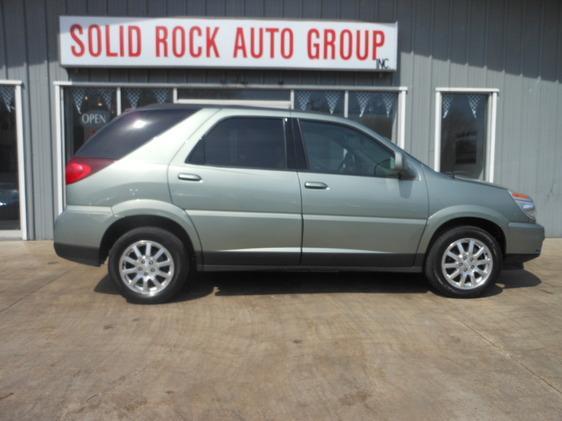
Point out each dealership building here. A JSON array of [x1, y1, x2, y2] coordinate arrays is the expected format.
[[0, 0, 561, 240]]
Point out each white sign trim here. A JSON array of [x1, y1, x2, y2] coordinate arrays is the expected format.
[[59, 16, 398, 71]]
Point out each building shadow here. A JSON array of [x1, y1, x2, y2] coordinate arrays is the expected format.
[[94, 268, 542, 303]]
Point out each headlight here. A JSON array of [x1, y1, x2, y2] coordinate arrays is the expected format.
[[509, 191, 536, 221]]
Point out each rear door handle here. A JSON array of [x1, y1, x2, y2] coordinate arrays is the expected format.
[[178, 173, 202, 182], [304, 181, 328, 190]]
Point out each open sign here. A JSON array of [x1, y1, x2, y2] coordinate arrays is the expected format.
[[80, 109, 110, 129]]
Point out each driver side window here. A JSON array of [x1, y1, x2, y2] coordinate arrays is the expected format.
[[299, 119, 395, 177]]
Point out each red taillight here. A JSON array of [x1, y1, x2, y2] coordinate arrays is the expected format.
[[65, 157, 114, 185]]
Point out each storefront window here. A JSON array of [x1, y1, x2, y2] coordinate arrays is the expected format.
[[348, 91, 397, 141], [294, 90, 344, 116], [0, 86, 19, 230], [178, 88, 289, 101], [63, 87, 117, 162], [121, 87, 173, 111], [440, 93, 488, 180]]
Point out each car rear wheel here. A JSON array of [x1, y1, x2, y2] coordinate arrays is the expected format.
[[108, 227, 189, 303], [425, 225, 502, 298]]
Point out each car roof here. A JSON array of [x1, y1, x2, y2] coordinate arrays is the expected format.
[[135, 102, 338, 119]]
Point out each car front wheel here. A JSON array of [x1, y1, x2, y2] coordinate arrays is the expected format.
[[108, 227, 189, 303], [425, 225, 502, 298]]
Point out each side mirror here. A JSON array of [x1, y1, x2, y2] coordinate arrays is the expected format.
[[393, 151, 404, 173], [393, 151, 415, 180]]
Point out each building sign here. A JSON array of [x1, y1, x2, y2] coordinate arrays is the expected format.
[[59, 16, 398, 71]]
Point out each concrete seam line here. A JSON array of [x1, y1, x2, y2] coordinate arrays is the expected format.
[[0, 269, 71, 314], [455, 318, 562, 397]]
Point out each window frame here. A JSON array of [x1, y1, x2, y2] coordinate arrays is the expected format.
[[434, 88, 499, 182], [0, 80, 27, 240], [186, 116, 291, 172], [294, 117, 399, 179]]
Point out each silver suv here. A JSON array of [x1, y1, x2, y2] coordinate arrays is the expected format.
[[54, 105, 544, 303]]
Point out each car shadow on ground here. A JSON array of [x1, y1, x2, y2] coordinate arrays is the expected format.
[[94, 268, 542, 303]]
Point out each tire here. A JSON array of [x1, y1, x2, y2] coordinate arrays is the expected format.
[[108, 227, 190, 304], [424, 225, 502, 298]]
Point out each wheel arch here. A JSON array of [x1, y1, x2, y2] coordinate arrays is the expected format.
[[420, 216, 507, 266], [99, 214, 199, 266], [99, 199, 202, 265]]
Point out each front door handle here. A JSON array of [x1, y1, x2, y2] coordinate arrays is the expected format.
[[304, 181, 328, 190], [178, 173, 202, 182]]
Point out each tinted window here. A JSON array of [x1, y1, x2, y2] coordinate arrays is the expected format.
[[299, 120, 395, 177], [188, 117, 286, 170], [76, 109, 194, 160], [440, 93, 488, 180]]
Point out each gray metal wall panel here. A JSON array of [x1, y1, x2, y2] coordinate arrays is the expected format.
[[0, 1, 7, 78], [4, 0, 562, 237], [24, 0, 54, 239]]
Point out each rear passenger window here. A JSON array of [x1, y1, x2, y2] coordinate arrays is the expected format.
[[188, 117, 286, 170], [76, 109, 194, 160]]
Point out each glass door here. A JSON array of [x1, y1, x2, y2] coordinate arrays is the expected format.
[[0, 84, 21, 234]]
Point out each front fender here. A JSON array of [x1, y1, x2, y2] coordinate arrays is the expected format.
[[111, 199, 203, 256], [416, 205, 510, 254]]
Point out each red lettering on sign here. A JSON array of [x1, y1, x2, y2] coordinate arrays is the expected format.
[[323, 29, 336, 59], [189, 26, 202, 58], [373, 30, 385, 59], [129, 26, 141, 57], [105, 25, 117, 57], [340, 29, 352, 60], [206, 27, 220, 58], [172, 26, 186, 57], [264, 27, 278, 58], [119, 26, 125, 56], [356, 30, 369, 60], [250, 28, 264, 58], [88, 24, 102, 57], [233, 27, 247, 58], [307, 28, 320, 59], [155, 26, 168, 57], [70, 24, 85, 57], [280, 28, 293, 59]]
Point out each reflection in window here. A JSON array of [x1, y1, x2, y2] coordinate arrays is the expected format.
[[440, 94, 488, 180], [294, 90, 344, 116], [300, 120, 395, 177], [121, 87, 173, 111], [0, 86, 19, 229], [64, 87, 117, 162], [348, 92, 397, 141]]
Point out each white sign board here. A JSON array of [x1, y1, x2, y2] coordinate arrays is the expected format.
[[59, 16, 398, 71]]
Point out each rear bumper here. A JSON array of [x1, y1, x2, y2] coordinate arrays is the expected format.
[[53, 205, 114, 266], [54, 243, 102, 266]]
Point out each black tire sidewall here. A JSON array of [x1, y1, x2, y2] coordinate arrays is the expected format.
[[108, 227, 189, 304], [425, 226, 502, 298]]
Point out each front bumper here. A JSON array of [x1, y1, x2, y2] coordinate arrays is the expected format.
[[504, 222, 545, 269]]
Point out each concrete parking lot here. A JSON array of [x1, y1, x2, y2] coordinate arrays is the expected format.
[[0, 240, 561, 420]]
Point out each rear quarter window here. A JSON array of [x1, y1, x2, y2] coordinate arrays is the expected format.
[[75, 109, 194, 160]]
